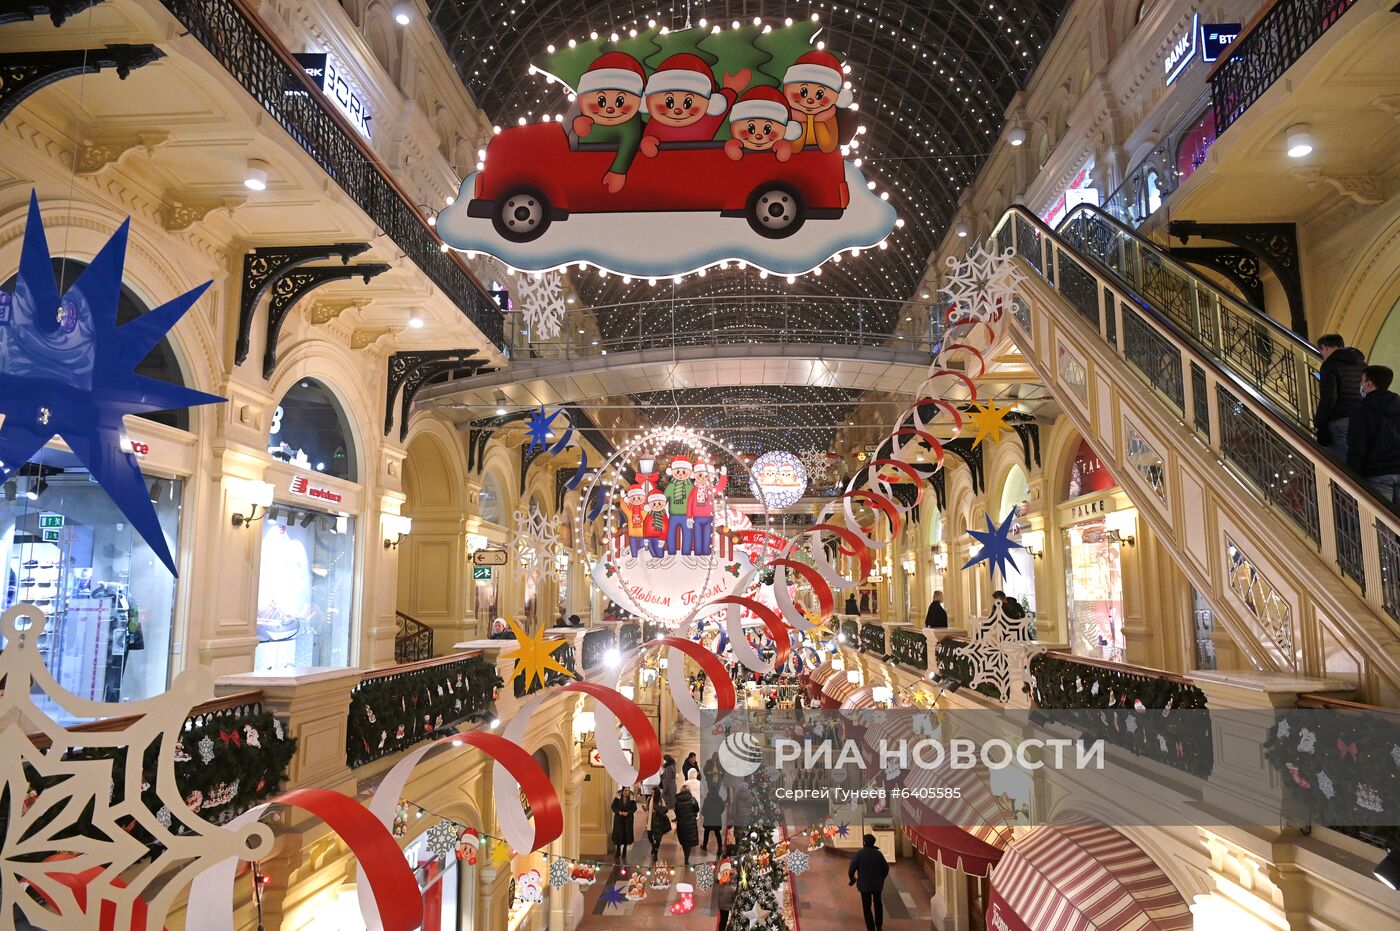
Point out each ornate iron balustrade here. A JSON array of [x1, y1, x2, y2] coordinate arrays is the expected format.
[[1058, 207, 1320, 433], [890, 627, 928, 670], [156, 0, 502, 347], [992, 202, 1400, 637], [859, 622, 887, 655], [346, 652, 499, 768], [840, 618, 860, 644], [581, 628, 616, 670], [1211, 0, 1360, 137], [394, 610, 434, 663], [619, 622, 641, 654], [1028, 652, 1213, 779]]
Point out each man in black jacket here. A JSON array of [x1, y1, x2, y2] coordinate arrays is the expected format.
[[924, 590, 948, 628], [1348, 365, 1400, 505], [1314, 334, 1367, 459], [848, 833, 890, 931]]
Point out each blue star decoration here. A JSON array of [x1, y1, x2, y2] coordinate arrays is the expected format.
[[597, 882, 627, 910], [962, 509, 1024, 583], [0, 192, 224, 574], [836, 821, 850, 838], [524, 405, 557, 453]]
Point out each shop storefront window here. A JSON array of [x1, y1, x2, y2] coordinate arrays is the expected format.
[[2, 456, 182, 718], [1000, 467, 1036, 615], [1064, 519, 1125, 661], [254, 506, 356, 671]]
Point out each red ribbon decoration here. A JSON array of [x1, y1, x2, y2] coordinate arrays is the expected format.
[[710, 596, 792, 668], [939, 342, 988, 378], [808, 522, 874, 582], [765, 558, 836, 620], [836, 489, 903, 540], [888, 429, 945, 469], [870, 459, 927, 508], [550, 681, 663, 782], [643, 636, 737, 720], [1337, 739, 1358, 761], [218, 728, 241, 748]]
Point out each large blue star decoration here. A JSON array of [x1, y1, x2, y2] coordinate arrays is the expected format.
[[962, 510, 1024, 583], [836, 821, 850, 838], [524, 405, 557, 453], [0, 192, 224, 574], [597, 882, 627, 910]]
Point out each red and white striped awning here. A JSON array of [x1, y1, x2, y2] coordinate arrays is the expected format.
[[839, 686, 879, 709], [806, 660, 841, 700], [822, 675, 862, 706], [986, 823, 1192, 931]]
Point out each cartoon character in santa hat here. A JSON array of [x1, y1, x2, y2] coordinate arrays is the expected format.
[[620, 484, 649, 557], [570, 51, 647, 192], [686, 462, 729, 556], [782, 49, 854, 154], [663, 456, 696, 555], [638, 54, 750, 157], [644, 490, 670, 557], [724, 86, 804, 161]]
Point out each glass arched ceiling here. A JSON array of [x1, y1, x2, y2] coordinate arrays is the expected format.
[[634, 385, 862, 457], [427, 0, 1071, 316]]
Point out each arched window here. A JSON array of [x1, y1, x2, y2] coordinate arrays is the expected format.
[[480, 471, 508, 525], [1142, 168, 1163, 216], [2, 258, 190, 430], [267, 378, 357, 481], [999, 465, 1031, 518]]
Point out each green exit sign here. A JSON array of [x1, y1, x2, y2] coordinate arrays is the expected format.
[[472, 566, 493, 580], [41, 528, 61, 543], [38, 514, 64, 529]]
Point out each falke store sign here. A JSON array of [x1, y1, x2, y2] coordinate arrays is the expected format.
[[289, 473, 343, 505], [291, 52, 374, 138]]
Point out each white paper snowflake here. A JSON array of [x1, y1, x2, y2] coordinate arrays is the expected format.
[[514, 503, 561, 584], [1297, 728, 1317, 754], [954, 601, 1036, 701], [1275, 718, 1291, 740], [786, 850, 809, 875], [1316, 770, 1335, 799], [549, 856, 570, 889], [799, 447, 832, 483], [940, 241, 1025, 321], [426, 820, 458, 860], [517, 270, 566, 341]]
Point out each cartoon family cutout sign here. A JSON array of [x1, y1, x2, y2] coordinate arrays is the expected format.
[[592, 454, 768, 625], [437, 21, 895, 278]]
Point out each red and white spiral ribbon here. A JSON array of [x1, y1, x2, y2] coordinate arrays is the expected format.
[[641, 636, 737, 726]]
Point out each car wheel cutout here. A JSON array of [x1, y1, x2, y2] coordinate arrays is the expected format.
[[745, 183, 806, 239], [493, 187, 553, 242]]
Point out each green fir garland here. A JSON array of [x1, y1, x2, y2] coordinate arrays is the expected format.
[[890, 627, 928, 670], [346, 655, 501, 768]]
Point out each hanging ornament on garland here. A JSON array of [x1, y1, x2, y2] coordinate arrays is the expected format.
[[456, 827, 480, 865], [515, 869, 545, 904], [670, 882, 696, 915], [571, 862, 598, 886], [549, 856, 570, 890], [624, 871, 649, 901], [786, 850, 809, 876], [392, 801, 409, 838], [649, 865, 674, 890], [694, 862, 715, 892], [425, 820, 458, 860]]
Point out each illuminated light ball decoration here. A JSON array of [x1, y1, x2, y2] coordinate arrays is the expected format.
[[748, 450, 808, 511], [576, 424, 774, 629]]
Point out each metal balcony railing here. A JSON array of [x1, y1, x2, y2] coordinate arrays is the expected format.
[[1210, 0, 1361, 136], [157, 0, 504, 347], [991, 203, 1400, 648]]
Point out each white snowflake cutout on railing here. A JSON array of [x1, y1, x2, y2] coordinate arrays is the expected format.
[[940, 241, 1026, 321], [513, 503, 561, 584], [954, 601, 1036, 702], [0, 604, 274, 929], [516, 270, 566, 341], [799, 447, 832, 483]]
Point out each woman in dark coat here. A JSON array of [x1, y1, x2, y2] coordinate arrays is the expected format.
[[673, 782, 701, 866], [647, 788, 671, 862], [701, 780, 725, 852], [610, 787, 637, 861], [660, 754, 678, 809]]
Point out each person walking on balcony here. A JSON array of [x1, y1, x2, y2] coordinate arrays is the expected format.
[[1315, 334, 1366, 459], [848, 833, 890, 931], [924, 590, 948, 628], [1348, 365, 1400, 505]]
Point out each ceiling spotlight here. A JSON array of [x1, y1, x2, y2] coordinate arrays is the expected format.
[[408, 311, 424, 329], [1007, 126, 1027, 146], [1375, 849, 1400, 890], [243, 158, 269, 191], [955, 222, 971, 238], [1285, 123, 1314, 158], [391, 1, 413, 25]]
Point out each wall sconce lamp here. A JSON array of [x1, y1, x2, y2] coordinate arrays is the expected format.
[[1020, 529, 1045, 560], [382, 513, 413, 549], [572, 710, 596, 748], [1104, 510, 1137, 547], [229, 478, 275, 528]]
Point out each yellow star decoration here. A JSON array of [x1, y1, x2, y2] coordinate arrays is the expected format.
[[966, 400, 1015, 448], [491, 836, 515, 867], [501, 616, 575, 689]]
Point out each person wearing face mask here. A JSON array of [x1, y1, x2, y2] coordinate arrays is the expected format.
[[1348, 365, 1400, 505]]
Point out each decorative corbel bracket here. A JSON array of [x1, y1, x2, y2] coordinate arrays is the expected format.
[[1168, 220, 1306, 338], [235, 243, 369, 366], [941, 438, 986, 494], [0, 44, 163, 125], [0, 0, 103, 27], [384, 349, 484, 440], [1169, 246, 1266, 310], [262, 263, 390, 377]]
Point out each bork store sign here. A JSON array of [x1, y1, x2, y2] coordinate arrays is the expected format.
[[291, 52, 373, 138]]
